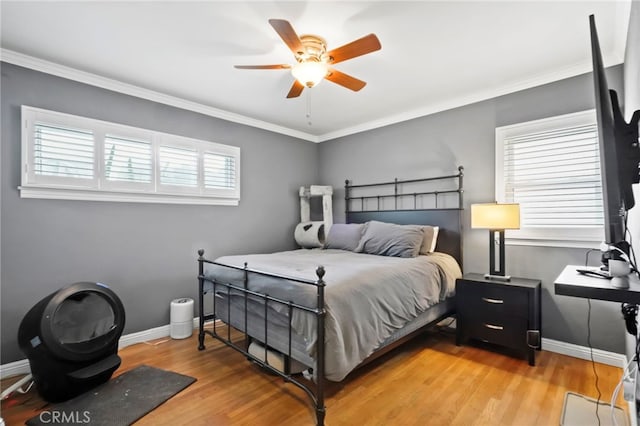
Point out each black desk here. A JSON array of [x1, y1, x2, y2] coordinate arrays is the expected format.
[[554, 265, 640, 304]]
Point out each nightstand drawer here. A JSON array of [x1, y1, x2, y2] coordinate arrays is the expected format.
[[463, 317, 528, 348], [457, 281, 528, 319]]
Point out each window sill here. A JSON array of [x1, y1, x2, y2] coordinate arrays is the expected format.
[[504, 227, 603, 249], [18, 185, 239, 206], [506, 237, 600, 249]]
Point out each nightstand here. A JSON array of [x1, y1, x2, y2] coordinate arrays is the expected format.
[[456, 273, 541, 365]]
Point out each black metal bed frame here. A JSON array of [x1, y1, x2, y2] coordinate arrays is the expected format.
[[197, 166, 464, 426]]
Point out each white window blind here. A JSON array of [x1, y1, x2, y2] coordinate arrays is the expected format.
[[104, 134, 152, 183], [496, 110, 604, 247], [34, 123, 94, 179], [21, 106, 240, 205], [204, 152, 236, 189], [159, 146, 198, 187]]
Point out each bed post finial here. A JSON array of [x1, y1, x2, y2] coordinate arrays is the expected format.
[[198, 249, 205, 259], [315, 265, 326, 281]]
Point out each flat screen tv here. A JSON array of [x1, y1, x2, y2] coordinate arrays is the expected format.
[[589, 14, 640, 255]]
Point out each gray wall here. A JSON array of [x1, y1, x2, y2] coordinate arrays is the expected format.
[[319, 65, 626, 353], [1, 27, 635, 365], [0, 63, 318, 363]]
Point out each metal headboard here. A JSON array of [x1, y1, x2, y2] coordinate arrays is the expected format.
[[345, 166, 464, 266]]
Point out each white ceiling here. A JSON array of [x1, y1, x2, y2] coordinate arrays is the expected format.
[[0, 1, 632, 142]]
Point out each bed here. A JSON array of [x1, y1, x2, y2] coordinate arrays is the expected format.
[[197, 167, 464, 425]]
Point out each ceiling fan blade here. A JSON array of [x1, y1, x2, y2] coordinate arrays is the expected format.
[[269, 19, 303, 55], [326, 33, 381, 65], [325, 68, 367, 91], [234, 64, 291, 70], [286, 80, 305, 98]]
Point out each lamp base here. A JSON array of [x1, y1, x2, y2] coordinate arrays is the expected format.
[[484, 273, 511, 282]]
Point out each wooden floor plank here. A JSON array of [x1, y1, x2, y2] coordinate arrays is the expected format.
[[0, 326, 629, 425]]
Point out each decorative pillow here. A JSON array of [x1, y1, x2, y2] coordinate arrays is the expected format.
[[325, 223, 366, 251], [419, 226, 440, 254], [355, 221, 424, 258]]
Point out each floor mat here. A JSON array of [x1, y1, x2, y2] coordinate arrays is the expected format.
[[26, 365, 196, 426], [560, 391, 628, 426]]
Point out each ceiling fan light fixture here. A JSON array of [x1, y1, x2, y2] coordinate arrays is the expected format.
[[236, 19, 381, 98], [291, 61, 328, 88]]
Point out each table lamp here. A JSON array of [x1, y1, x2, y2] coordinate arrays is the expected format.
[[471, 203, 520, 281]]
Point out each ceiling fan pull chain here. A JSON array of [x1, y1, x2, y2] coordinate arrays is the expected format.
[[306, 90, 312, 126]]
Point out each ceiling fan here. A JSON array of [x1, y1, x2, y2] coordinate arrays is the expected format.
[[235, 19, 382, 98]]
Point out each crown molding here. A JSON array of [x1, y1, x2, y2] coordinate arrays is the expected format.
[[0, 49, 320, 143], [0, 47, 625, 145], [316, 53, 624, 142]]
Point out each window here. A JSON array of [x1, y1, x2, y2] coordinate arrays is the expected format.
[[21, 106, 240, 205], [34, 123, 94, 180], [496, 110, 604, 247], [104, 134, 152, 184]]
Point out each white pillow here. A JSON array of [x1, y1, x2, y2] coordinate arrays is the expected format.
[[419, 226, 439, 254]]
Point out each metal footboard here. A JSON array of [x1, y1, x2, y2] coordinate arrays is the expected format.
[[197, 249, 327, 426]]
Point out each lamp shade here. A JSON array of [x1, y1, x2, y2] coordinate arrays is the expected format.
[[471, 203, 520, 230]]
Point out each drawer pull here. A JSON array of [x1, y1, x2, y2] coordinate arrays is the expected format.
[[482, 297, 504, 304], [484, 323, 504, 330]]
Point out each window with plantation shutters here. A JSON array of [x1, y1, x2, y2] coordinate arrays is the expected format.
[[34, 123, 95, 180], [104, 134, 152, 184], [159, 145, 198, 188], [21, 106, 240, 205], [204, 152, 236, 190], [496, 110, 604, 247]]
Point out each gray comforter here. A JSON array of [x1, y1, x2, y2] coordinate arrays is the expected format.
[[205, 248, 461, 381]]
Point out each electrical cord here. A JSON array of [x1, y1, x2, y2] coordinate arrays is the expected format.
[[587, 299, 602, 426], [613, 302, 640, 426], [610, 355, 637, 426], [0, 374, 34, 400], [624, 226, 640, 279]]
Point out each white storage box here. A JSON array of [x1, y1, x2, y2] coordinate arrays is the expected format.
[[248, 341, 306, 374]]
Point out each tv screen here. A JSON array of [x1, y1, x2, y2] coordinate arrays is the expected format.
[[589, 14, 640, 249]]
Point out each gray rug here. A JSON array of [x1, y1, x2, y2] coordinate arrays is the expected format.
[[27, 365, 196, 426], [560, 392, 628, 426]]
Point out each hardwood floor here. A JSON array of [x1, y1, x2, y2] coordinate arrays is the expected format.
[[1, 324, 629, 425]]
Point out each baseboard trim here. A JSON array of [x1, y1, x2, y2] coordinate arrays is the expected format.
[[0, 359, 30, 380], [0, 326, 627, 378], [541, 337, 627, 368], [0, 317, 203, 379]]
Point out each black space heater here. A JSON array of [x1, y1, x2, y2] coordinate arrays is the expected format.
[[18, 282, 126, 402]]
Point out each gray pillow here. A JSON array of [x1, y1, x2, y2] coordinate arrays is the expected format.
[[325, 223, 366, 251], [355, 221, 424, 258]]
